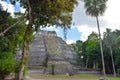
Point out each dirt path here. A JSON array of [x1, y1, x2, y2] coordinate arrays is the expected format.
[[26, 76, 44, 80], [26, 76, 98, 80]]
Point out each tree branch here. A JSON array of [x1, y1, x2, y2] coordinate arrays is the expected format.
[[0, 13, 26, 36], [26, 0, 32, 25]]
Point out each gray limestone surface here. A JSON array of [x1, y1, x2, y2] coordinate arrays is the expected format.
[[28, 30, 76, 66], [17, 30, 77, 74]]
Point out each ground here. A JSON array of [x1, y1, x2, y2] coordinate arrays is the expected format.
[[26, 74, 120, 80], [5, 73, 120, 80]]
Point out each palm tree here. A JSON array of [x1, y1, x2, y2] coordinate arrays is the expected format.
[[104, 28, 116, 77], [83, 0, 108, 79]]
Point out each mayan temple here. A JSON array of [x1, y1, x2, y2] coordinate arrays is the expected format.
[[16, 30, 77, 74]]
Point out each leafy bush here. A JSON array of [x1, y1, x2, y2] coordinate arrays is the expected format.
[[0, 52, 15, 79]]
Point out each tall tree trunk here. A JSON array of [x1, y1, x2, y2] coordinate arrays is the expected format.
[[93, 62, 98, 70], [16, 0, 33, 80], [96, 62, 99, 69], [106, 62, 112, 74], [93, 62, 96, 69], [109, 46, 116, 77], [85, 56, 89, 69], [96, 16, 106, 80], [16, 26, 32, 80]]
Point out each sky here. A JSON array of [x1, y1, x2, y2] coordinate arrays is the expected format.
[[0, 0, 120, 44]]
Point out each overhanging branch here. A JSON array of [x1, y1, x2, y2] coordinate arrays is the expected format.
[[0, 12, 26, 36]]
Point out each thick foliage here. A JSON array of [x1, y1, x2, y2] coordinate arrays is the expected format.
[[9, 0, 77, 30], [72, 29, 120, 75], [0, 7, 26, 79]]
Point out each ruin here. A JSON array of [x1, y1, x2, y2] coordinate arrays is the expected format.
[[17, 30, 77, 74]]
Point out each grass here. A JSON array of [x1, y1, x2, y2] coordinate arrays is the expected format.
[[29, 74, 99, 79], [28, 74, 120, 80], [108, 77, 120, 80]]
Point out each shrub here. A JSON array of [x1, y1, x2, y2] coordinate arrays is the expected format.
[[0, 52, 15, 79]]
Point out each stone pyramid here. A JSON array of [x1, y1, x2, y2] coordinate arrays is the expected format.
[[27, 30, 77, 74]]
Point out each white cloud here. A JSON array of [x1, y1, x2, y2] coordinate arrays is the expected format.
[[103, 0, 120, 27], [20, 7, 26, 13], [66, 40, 75, 44], [72, 1, 108, 28], [77, 24, 108, 41], [77, 25, 119, 42], [0, 1, 7, 10], [7, 4, 14, 16], [0, 1, 14, 16], [41, 25, 59, 33], [77, 25, 97, 41], [73, 0, 120, 41], [0, 1, 25, 15]]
